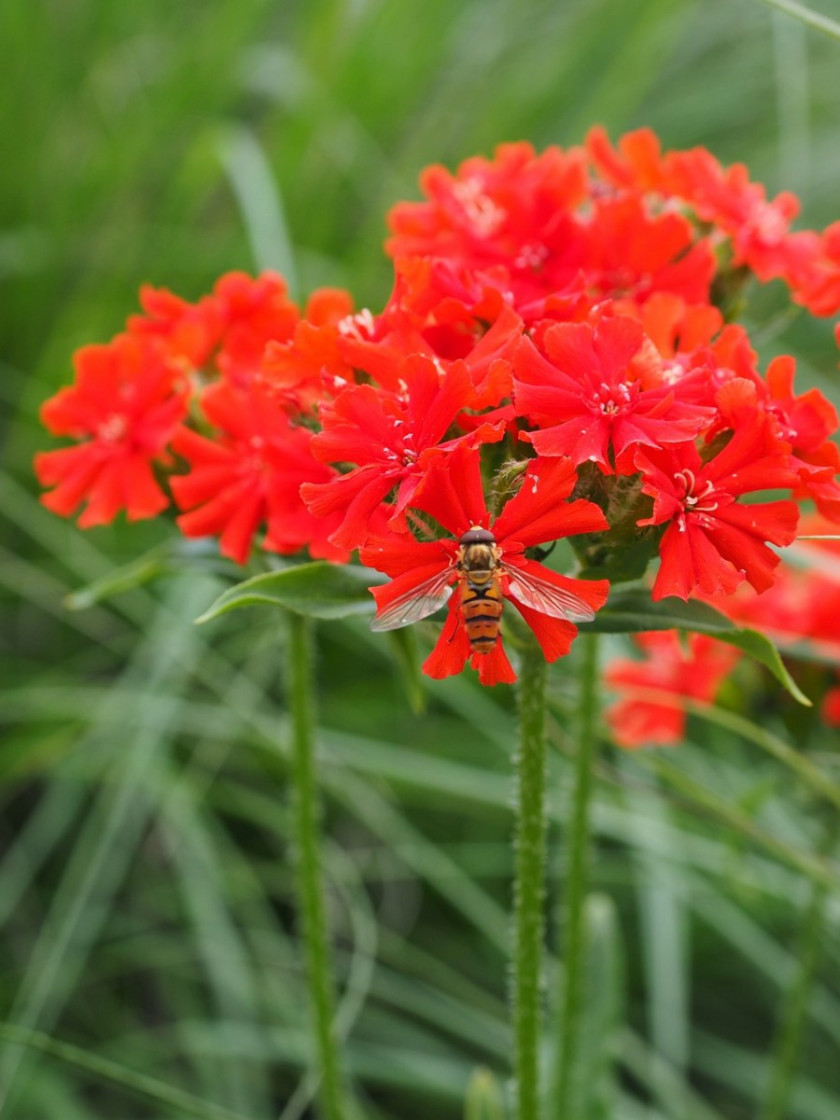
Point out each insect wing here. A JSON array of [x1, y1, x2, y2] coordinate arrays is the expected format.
[[503, 564, 595, 622], [370, 567, 454, 631]]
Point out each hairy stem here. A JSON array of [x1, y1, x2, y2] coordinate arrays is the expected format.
[[553, 632, 600, 1118], [513, 643, 549, 1120]]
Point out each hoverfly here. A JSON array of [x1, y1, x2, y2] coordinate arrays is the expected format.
[[370, 525, 595, 655]]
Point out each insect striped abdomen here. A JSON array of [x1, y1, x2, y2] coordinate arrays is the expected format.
[[460, 571, 504, 655]]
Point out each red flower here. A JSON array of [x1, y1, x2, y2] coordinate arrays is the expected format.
[[128, 285, 223, 369], [582, 194, 716, 306], [261, 287, 362, 414], [210, 271, 301, 388], [386, 142, 589, 300], [301, 354, 505, 551], [128, 271, 303, 388], [795, 223, 840, 315], [360, 447, 610, 685], [764, 355, 840, 519], [381, 256, 522, 408], [664, 146, 814, 282], [605, 631, 740, 748], [171, 381, 347, 565], [35, 336, 188, 527], [636, 414, 800, 600], [585, 126, 669, 193], [386, 141, 718, 313], [513, 315, 713, 472], [587, 127, 837, 310], [628, 292, 724, 363]]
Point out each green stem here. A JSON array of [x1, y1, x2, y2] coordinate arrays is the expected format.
[[287, 612, 346, 1120], [553, 632, 600, 1118], [513, 643, 549, 1120], [760, 814, 839, 1120]]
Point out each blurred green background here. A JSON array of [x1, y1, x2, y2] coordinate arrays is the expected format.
[[3, 1, 840, 1117]]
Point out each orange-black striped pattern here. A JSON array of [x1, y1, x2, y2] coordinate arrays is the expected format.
[[457, 536, 504, 656]]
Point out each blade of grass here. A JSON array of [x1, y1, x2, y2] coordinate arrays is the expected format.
[[761, 814, 840, 1120], [219, 125, 299, 294], [772, 7, 811, 189], [561, 893, 624, 1119], [754, 0, 840, 42], [619, 760, 690, 1096], [0, 1023, 254, 1120], [692, 1028, 840, 1119], [618, 1028, 730, 1120]]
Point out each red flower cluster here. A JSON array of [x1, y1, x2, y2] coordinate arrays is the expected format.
[[605, 520, 840, 746], [35, 131, 840, 684]]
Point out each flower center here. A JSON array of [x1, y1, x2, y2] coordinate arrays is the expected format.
[[383, 420, 418, 465], [452, 178, 506, 237], [97, 413, 128, 443], [591, 380, 632, 416], [400, 426, 418, 463], [766, 403, 798, 443], [240, 434, 271, 476], [750, 204, 787, 247], [514, 242, 549, 271], [674, 468, 719, 529], [661, 358, 686, 384], [337, 309, 375, 340]]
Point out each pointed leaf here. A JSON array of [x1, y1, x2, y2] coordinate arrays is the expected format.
[[195, 562, 386, 623], [580, 589, 733, 634], [719, 628, 810, 706]]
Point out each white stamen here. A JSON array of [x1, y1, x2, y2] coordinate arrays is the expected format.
[[97, 414, 127, 442]]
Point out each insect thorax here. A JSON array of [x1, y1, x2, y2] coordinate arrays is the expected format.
[[458, 541, 501, 587]]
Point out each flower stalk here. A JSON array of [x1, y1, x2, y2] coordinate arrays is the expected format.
[[512, 641, 549, 1120], [287, 612, 347, 1120], [553, 632, 600, 1118]]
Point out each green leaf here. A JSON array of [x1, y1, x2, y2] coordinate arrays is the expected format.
[[195, 562, 386, 624], [719, 629, 811, 707], [580, 589, 729, 634], [583, 589, 811, 706]]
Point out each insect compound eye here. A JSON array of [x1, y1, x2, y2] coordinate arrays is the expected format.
[[459, 526, 496, 547]]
